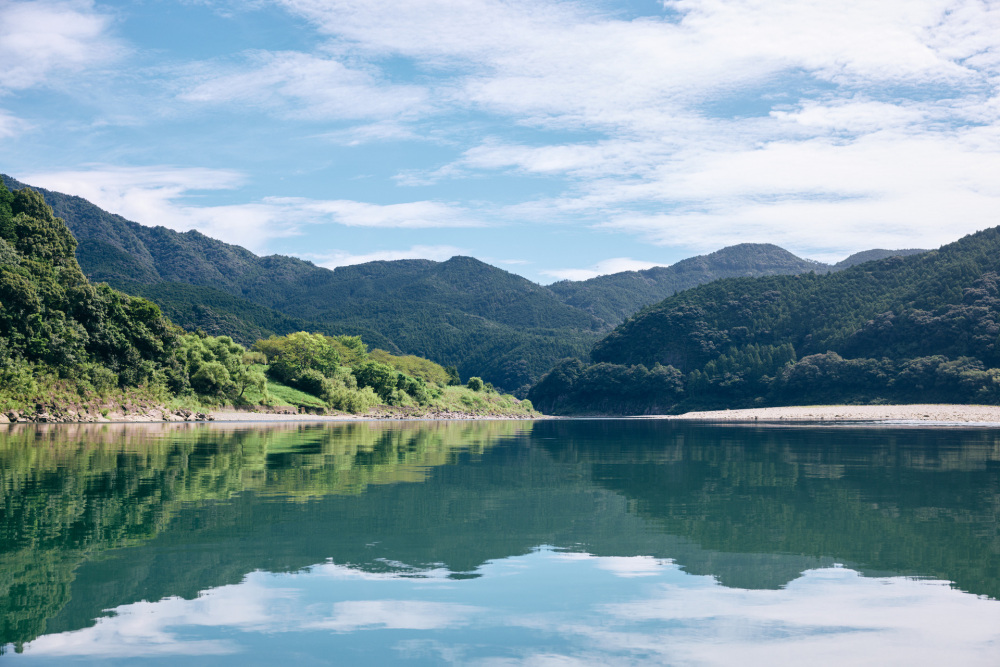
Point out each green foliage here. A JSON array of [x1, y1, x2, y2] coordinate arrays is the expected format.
[[534, 227, 1000, 414], [368, 348, 450, 385], [332, 335, 368, 365], [0, 179, 13, 243], [0, 188, 180, 407], [529, 359, 684, 415], [0, 238, 18, 267], [467, 376, 484, 392], [262, 376, 327, 410], [255, 331, 341, 386], [173, 333, 266, 402], [326, 385, 380, 414], [353, 361, 400, 402]]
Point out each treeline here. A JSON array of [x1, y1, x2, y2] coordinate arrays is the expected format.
[[530, 228, 1000, 414], [0, 183, 533, 417]]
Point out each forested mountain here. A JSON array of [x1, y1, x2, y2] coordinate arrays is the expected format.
[[833, 248, 926, 269], [0, 174, 928, 393], [1, 175, 603, 392], [548, 243, 827, 325], [0, 182, 534, 419], [530, 226, 1000, 414]]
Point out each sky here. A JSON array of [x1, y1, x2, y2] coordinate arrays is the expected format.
[[1, 0, 999, 283]]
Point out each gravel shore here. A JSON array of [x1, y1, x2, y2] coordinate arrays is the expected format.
[[661, 404, 1000, 424]]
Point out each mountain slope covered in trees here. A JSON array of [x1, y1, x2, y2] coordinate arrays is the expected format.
[[1, 176, 605, 393], [3, 175, 924, 392], [0, 182, 533, 419], [530, 226, 1000, 414], [548, 243, 826, 325]]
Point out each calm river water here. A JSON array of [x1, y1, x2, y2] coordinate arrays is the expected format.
[[1, 419, 998, 665]]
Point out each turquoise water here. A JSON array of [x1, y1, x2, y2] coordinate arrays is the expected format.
[[2, 420, 998, 664]]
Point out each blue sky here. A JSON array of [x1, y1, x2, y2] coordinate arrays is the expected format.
[[1, 0, 999, 282]]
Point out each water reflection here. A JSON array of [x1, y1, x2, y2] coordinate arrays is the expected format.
[[13, 553, 1000, 665], [1, 420, 998, 662]]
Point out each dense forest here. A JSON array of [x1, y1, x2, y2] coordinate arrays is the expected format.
[[0, 182, 533, 420], [2, 175, 914, 393], [530, 227, 1000, 414]]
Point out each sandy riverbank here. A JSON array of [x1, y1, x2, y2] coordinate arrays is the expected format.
[[661, 404, 1000, 423]]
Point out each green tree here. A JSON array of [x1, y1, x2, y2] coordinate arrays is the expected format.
[[352, 361, 398, 402]]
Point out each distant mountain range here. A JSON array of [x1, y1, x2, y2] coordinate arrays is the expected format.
[[549, 244, 926, 325], [1, 174, 927, 392]]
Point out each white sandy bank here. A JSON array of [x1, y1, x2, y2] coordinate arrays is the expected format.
[[660, 404, 1000, 424]]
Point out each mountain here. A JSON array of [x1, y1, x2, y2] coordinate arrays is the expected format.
[[1, 174, 928, 393], [833, 248, 927, 269], [530, 226, 1000, 414], [2, 176, 605, 392], [548, 243, 828, 325]]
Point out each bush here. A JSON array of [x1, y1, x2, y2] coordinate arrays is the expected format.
[[326, 385, 379, 414], [295, 368, 328, 397], [353, 361, 399, 401], [467, 377, 484, 392]]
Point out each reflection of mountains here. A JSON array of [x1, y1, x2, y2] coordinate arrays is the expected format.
[[535, 421, 1000, 598], [2, 420, 999, 652]]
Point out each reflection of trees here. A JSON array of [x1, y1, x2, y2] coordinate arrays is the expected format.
[[3, 420, 999, 654], [0, 421, 527, 651], [532, 420, 1000, 600]]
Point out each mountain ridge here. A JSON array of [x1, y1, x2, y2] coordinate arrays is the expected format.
[[0, 173, 929, 391]]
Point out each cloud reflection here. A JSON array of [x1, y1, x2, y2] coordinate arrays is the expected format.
[[14, 554, 1000, 665]]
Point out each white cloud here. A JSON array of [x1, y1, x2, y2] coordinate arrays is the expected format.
[[593, 567, 1000, 665], [0, 108, 30, 138], [307, 600, 482, 632], [308, 244, 465, 270], [258, 0, 1000, 257], [542, 257, 669, 282], [318, 120, 427, 146], [267, 197, 483, 228], [19, 166, 484, 254], [179, 51, 429, 121], [553, 553, 674, 578], [0, 0, 123, 91]]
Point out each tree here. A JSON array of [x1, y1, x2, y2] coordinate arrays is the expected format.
[[353, 361, 398, 402]]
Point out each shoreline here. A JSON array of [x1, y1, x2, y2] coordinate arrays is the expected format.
[[657, 404, 1000, 424], [3, 404, 1000, 425]]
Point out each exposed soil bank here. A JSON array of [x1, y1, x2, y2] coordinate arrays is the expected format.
[[658, 404, 1000, 424]]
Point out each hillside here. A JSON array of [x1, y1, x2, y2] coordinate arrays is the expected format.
[[548, 243, 828, 325], [530, 226, 1000, 414], [1, 175, 605, 392], [833, 248, 927, 269], [0, 181, 180, 409], [0, 174, 929, 393], [0, 182, 535, 420]]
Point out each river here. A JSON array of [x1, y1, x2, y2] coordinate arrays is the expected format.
[[2, 420, 998, 664]]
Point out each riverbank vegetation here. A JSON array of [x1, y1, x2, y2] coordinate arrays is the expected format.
[[0, 183, 535, 420]]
